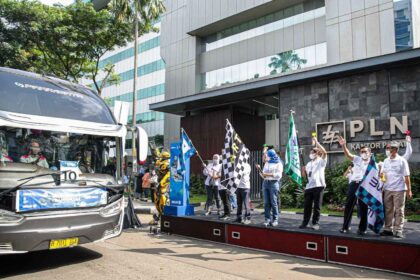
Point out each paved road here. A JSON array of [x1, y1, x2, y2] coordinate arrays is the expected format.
[[0, 217, 415, 280]]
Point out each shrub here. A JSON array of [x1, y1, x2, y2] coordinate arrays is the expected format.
[[190, 174, 206, 195]]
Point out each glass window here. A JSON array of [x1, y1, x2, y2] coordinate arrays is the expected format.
[[202, 1, 326, 52], [201, 42, 327, 90]]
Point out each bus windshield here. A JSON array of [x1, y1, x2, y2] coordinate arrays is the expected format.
[[0, 126, 117, 176]]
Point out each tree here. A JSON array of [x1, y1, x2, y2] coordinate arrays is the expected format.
[[0, 0, 133, 95], [268, 50, 307, 75], [109, 0, 165, 173]]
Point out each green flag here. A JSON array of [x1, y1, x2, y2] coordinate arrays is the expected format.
[[285, 114, 302, 186]]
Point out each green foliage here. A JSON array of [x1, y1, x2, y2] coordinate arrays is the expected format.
[[0, 0, 133, 95], [406, 169, 420, 214], [190, 174, 206, 195]]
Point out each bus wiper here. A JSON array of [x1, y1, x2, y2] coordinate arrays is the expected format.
[[0, 172, 60, 199]]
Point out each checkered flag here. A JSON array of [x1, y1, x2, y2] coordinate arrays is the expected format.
[[221, 119, 250, 193], [233, 145, 250, 187], [222, 120, 235, 190]]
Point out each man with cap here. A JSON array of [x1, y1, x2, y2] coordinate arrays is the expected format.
[[380, 141, 412, 238], [20, 139, 49, 168]]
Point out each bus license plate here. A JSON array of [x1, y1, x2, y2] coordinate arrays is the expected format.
[[49, 237, 79, 250]]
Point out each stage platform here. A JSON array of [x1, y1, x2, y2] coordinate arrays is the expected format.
[[161, 211, 420, 277]]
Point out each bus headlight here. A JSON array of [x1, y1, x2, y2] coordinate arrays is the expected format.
[[0, 210, 24, 225], [100, 198, 124, 217]]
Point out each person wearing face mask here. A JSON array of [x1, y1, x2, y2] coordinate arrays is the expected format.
[[380, 141, 412, 238], [20, 140, 49, 168], [256, 149, 283, 227], [203, 154, 222, 216], [299, 136, 327, 230], [338, 136, 371, 235]]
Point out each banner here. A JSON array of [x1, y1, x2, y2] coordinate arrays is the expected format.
[[16, 188, 107, 212], [285, 114, 302, 186]]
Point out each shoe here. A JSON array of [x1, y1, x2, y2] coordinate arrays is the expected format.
[[235, 217, 242, 223], [243, 219, 251, 225], [263, 221, 270, 227], [204, 211, 211, 216], [271, 221, 278, 227], [217, 210, 221, 216], [380, 230, 393, 236], [312, 224, 320, 230], [339, 228, 349, 234], [219, 215, 230, 221], [394, 231, 404, 238], [299, 223, 308, 229], [357, 230, 367, 236]]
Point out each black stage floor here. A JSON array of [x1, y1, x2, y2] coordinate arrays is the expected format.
[[188, 210, 420, 246]]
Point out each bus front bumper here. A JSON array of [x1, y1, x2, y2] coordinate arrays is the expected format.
[[0, 198, 124, 254]]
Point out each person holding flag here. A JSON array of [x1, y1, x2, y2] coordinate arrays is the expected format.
[[338, 136, 370, 235], [299, 135, 327, 230], [380, 141, 412, 238], [202, 154, 222, 216]]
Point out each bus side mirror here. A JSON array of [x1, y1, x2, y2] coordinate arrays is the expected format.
[[136, 126, 148, 165]]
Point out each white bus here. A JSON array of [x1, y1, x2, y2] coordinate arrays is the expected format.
[[0, 67, 146, 254]]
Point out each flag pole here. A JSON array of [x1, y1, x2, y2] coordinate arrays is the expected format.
[[181, 127, 207, 167]]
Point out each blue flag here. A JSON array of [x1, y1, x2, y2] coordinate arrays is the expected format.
[[178, 129, 196, 172], [356, 155, 385, 233]]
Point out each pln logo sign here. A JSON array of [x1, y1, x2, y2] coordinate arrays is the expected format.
[[315, 121, 346, 153]]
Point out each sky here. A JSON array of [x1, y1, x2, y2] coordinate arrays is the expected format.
[[39, 0, 74, 6]]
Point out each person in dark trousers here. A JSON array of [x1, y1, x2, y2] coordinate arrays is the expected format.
[[218, 166, 232, 220], [202, 154, 222, 216], [235, 161, 252, 224], [338, 136, 370, 235], [299, 136, 327, 230]]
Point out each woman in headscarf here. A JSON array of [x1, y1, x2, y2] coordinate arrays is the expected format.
[[257, 149, 283, 227]]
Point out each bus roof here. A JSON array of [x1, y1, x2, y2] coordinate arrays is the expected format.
[[0, 67, 117, 126]]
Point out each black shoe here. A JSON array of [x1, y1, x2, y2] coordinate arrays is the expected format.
[[339, 228, 349, 234], [299, 223, 308, 229], [235, 217, 242, 223], [357, 230, 367, 236], [380, 230, 393, 236], [219, 215, 230, 221]]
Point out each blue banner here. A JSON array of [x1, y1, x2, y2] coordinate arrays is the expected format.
[[16, 188, 108, 212], [170, 142, 186, 206]]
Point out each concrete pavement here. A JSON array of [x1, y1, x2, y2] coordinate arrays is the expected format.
[[0, 214, 415, 280]]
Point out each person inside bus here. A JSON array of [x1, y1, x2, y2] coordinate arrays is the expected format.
[[75, 151, 93, 173], [20, 139, 49, 168], [0, 131, 13, 163]]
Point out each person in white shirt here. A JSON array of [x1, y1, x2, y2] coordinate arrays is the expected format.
[[380, 141, 412, 238], [256, 149, 283, 227], [299, 136, 327, 230], [338, 136, 371, 235], [20, 140, 49, 169], [203, 154, 222, 216], [235, 161, 251, 224]]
